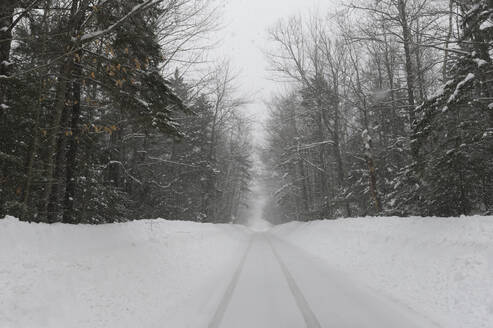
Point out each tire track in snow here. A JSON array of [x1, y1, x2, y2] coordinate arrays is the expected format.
[[208, 237, 253, 328], [267, 236, 322, 328]]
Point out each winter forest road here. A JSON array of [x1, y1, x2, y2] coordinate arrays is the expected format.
[[208, 232, 440, 328]]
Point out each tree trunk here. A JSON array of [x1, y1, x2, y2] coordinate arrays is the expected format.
[[22, 110, 41, 208], [22, 0, 51, 209], [414, 18, 427, 102], [0, 1, 16, 107], [317, 108, 332, 218], [398, 0, 421, 167], [332, 109, 350, 217], [364, 132, 382, 213], [323, 83, 351, 217], [350, 47, 382, 214], [442, 0, 454, 81], [397, 0, 416, 126], [46, 91, 70, 222], [382, 29, 400, 139], [63, 59, 82, 223], [41, 62, 72, 222], [41, 0, 89, 222]]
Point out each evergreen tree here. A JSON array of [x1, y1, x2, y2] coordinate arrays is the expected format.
[[413, 0, 493, 216]]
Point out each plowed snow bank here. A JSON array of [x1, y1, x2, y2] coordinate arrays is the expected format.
[[0, 217, 250, 328]]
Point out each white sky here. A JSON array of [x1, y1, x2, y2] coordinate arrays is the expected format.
[[214, 0, 339, 140]]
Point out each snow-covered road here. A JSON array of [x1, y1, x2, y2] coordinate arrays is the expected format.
[[210, 232, 438, 328], [210, 234, 309, 328], [1, 216, 492, 328]]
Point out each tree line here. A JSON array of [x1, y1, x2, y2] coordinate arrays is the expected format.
[[262, 0, 493, 223], [0, 0, 252, 224]]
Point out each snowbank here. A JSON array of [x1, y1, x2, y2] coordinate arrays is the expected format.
[[0, 216, 250, 328], [272, 216, 493, 328]]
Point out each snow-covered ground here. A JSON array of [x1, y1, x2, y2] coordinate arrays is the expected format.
[[0, 216, 250, 328], [1, 215, 492, 328], [272, 216, 493, 328]]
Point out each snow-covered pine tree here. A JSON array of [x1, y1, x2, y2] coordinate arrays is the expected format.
[[413, 0, 493, 216]]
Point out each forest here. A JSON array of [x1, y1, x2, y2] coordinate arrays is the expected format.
[[0, 0, 492, 224], [0, 0, 252, 224], [262, 0, 493, 223]]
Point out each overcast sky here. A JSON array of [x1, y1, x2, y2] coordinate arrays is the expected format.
[[214, 0, 338, 139]]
